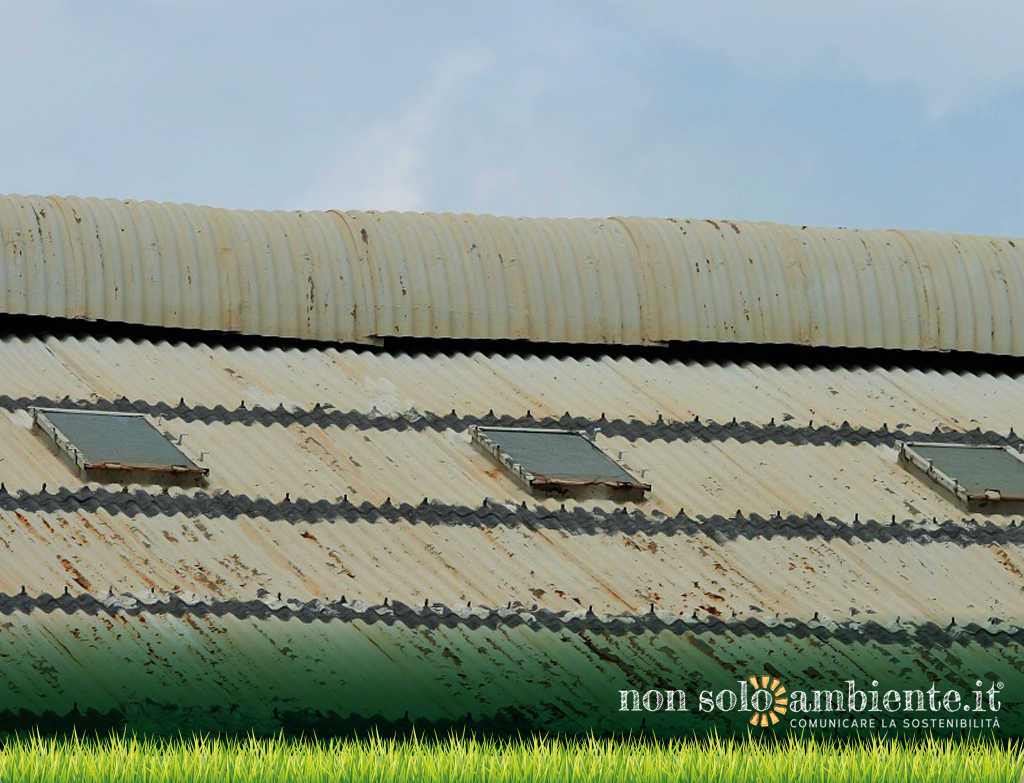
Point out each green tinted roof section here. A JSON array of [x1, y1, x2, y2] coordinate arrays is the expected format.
[[479, 428, 639, 485], [909, 444, 1024, 495], [41, 410, 199, 470]]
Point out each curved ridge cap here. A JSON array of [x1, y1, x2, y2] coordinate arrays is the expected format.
[[2, 193, 1023, 354], [12, 195, 1023, 238]]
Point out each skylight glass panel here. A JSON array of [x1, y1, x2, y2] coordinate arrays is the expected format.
[[471, 426, 649, 500], [898, 441, 1024, 509], [32, 408, 209, 485]]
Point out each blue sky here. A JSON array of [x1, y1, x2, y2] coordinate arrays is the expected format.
[[3, 2, 1023, 235]]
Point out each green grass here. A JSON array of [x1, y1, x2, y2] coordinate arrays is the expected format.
[[0, 731, 1019, 782]]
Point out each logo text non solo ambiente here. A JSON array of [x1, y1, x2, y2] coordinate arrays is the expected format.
[[619, 677, 1004, 730]]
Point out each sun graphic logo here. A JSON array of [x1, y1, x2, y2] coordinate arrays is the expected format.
[[747, 675, 787, 727]]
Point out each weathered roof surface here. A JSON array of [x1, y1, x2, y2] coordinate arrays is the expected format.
[[0, 334, 1021, 618], [1, 606, 1021, 736], [0, 191, 1021, 737], [2, 335, 1024, 520], [0, 333, 1021, 735], [2, 193, 1023, 354]]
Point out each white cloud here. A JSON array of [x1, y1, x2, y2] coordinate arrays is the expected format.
[[5, 2, 1020, 233], [295, 49, 491, 212]]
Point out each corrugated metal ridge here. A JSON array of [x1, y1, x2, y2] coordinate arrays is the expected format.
[[0, 488, 1018, 545], [2, 194, 1023, 354], [3, 393, 1021, 450], [0, 591, 1016, 644]]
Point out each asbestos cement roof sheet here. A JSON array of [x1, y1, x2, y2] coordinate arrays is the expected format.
[[3, 334, 1022, 436], [0, 507, 1019, 624], [0, 334, 1017, 625], [0, 332, 1020, 734], [0, 605, 1020, 735]]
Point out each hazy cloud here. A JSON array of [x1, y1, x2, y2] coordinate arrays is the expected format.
[[297, 49, 492, 212]]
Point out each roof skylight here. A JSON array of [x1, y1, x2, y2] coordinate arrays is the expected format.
[[32, 408, 209, 486], [471, 426, 649, 501], [898, 441, 1024, 510]]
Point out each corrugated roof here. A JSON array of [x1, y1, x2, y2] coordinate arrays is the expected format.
[[2, 194, 1023, 353], [0, 249, 1019, 735], [0, 336, 1022, 522], [0, 335, 1019, 633], [1, 504, 1020, 623], [1, 601, 1021, 735]]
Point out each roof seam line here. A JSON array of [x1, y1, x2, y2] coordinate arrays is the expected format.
[[1, 489, 1019, 545], [1, 591, 1019, 643], [5, 395, 1022, 449]]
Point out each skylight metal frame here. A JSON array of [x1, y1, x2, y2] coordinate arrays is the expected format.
[[898, 440, 1024, 510], [31, 407, 209, 486], [470, 425, 650, 501]]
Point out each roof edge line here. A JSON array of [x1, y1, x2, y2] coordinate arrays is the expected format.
[[2, 313, 1024, 373]]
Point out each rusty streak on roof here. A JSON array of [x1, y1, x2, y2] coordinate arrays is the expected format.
[[0, 335, 1017, 629], [0, 599, 1021, 735]]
